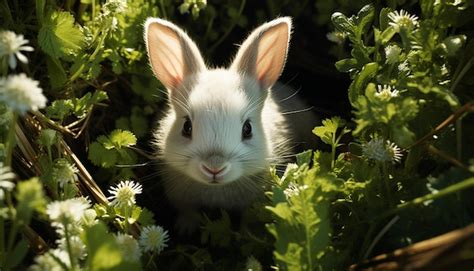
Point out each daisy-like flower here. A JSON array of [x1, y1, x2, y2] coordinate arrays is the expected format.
[[46, 197, 90, 225], [0, 74, 47, 114], [384, 44, 402, 64], [107, 180, 142, 208], [0, 30, 34, 69], [388, 10, 419, 32], [362, 138, 403, 164], [0, 163, 15, 201], [375, 84, 399, 100], [52, 159, 79, 188], [139, 225, 170, 253], [115, 233, 142, 262]]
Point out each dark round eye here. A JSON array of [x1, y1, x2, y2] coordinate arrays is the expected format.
[[242, 119, 252, 140], [182, 117, 192, 138]]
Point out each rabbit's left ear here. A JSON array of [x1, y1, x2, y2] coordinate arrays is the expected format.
[[231, 17, 292, 90]]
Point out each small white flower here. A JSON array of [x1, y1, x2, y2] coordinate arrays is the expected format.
[[326, 31, 346, 44], [52, 159, 79, 188], [46, 197, 90, 225], [398, 60, 410, 73], [386, 140, 403, 164], [57, 235, 87, 259], [283, 182, 308, 199], [362, 138, 403, 164], [103, 0, 127, 14], [139, 225, 170, 253], [375, 84, 399, 100], [0, 163, 15, 201], [388, 10, 419, 32], [81, 209, 98, 226], [384, 45, 402, 64], [0, 74, 47, 114], [0, 30, 34, 69], [108, 180, 142, 208], [29, 249, 70, 271], [115, 233, 142, 262]]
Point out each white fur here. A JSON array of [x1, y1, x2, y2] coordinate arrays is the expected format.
[[145, 17, 293, 230]]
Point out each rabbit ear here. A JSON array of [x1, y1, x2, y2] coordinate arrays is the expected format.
[[231, 17, 292, 90], [144, 18, 206, 91]]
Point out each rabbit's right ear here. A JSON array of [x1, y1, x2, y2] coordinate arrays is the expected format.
[[144, 18, 206, 91]]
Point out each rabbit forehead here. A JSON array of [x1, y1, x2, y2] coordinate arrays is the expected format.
[[187, 69, 261, 112]]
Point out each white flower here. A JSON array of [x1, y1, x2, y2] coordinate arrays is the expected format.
[[0, 74, 47, 114], [29, 249, 70, 271], [107, 180, 142, 208], [115, 233, 142, 262], [46, 197, 90, 225], [139, 225, 170, 253], [388, 10, 419, 32], [397, 60, 410, 74], [0, 163, 15, 201], [362, 138, 403, 164], [384, 45, 401, 64], [375, 84, 399, 100], [0, 30, 34, 69], [52, 159, 79, 188], [103, 0, 127, 14], [81, 209, 98, 226], [283, 182, 308, 199], [386, 140, 403, 164], [57, 235, 87, 259], [326, 31, 346, 44]]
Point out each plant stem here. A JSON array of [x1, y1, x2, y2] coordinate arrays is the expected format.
[[68, 28, 109, 84], [381, 162, 393, 208], [145, 251, 157, 269], [380, 177, 474, 220], [5, 112, 18, 167], [64, 223, 77, 271], [450, 56, 473, 93]]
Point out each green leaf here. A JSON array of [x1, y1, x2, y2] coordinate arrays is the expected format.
[[38, 11, 84, 58], [46, 99, 74, 121], [109, 129, 137, 148], [84, 223, 141, 270], [15, 178, 46, 224], [38, 129, 59, 148], [335, 58, 358, 72], [88, 142, 118, 168], [4, 238, 28, 269], [312, 117, 345, 146], [348, 62, 378, 105]]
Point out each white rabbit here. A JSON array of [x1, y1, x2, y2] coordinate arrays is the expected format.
[[144, 17, 295, 233]]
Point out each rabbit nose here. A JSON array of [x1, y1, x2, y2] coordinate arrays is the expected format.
[[200, 163, 229, 178]]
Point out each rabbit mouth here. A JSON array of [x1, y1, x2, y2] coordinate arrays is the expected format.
[[199, 163, 232, 184]]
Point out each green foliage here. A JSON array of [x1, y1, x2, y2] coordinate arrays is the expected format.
[[88, 129, 137, 169], [83, 223, 141, 270], [38, 11, 85, 58]]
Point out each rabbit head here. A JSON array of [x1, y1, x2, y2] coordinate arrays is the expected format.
[[145, 17, 292, 186]]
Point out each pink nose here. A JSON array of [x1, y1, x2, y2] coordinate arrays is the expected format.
[[202, 164, 226, 176]]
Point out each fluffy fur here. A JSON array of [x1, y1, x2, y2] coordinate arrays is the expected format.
[[144, 17, 293, 230]]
